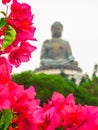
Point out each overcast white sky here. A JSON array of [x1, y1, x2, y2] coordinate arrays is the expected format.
[[0, 0, 98, 76]]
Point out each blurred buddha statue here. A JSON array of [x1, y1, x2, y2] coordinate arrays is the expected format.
[[40, 21, 79, 70]]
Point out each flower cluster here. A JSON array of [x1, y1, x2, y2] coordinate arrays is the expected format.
[[0, 0, 36, 68], [0, 58, 41, 130], [2, 0, 11, 5], [1, 61, 98, 130]]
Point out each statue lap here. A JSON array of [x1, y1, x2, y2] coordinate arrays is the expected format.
[[40, 38, 78, 66]]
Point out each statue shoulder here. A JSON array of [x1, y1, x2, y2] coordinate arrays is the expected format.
[[42, 39, 51, 49], [43, 39, 50, 44], [61, 39, 70, 46]]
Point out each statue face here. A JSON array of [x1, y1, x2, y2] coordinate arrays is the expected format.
[[52, 26, 62, 38]]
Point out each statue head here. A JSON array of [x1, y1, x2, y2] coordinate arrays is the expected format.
[[51, 21, 63, 38]]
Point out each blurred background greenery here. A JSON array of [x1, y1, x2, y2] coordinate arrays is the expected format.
[[12, 70, 98, 106]]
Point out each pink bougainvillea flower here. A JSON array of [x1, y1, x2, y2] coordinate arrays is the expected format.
[[50, 92, 75, 114], [11, 113, 38, 130], [77, 106, 98, 130], [20, 41, 37, 54], [19, 115, 36, 130], [8, 83, 39, 115], [8, 83, 40, 129], [0, 56, 12, 73], [2, 0, 11, 4], [0, 57, 12, 83], [61, 105, 86, 129], [7, 0, 36, 42], [8, 42, 36, 67], [0, 0, 37, 68], [43, 107, 61, 130], [0, 83, 10, 110], [34, 106, 60, 130], [6, 0, 37, 67], [25, 86, 36, 99], [51, 92, 75, 106], [51, 91, 65, 103]]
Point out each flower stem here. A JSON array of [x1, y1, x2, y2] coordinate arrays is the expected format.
[[6, 4, 9, 18]]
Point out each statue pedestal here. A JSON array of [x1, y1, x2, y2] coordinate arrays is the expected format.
[[34, 68, 83, 85]]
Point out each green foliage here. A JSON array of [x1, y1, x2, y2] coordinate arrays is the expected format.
[[0, 18, 6, 27], [34, 73, 75, 104], [12, 70, 98, 106], [77, 76, 98, 106], [55, 127, 64, 130], [12, 71, 75, 105], [81, 76, 98, 96], [1, 24, 16, 50], [12, 70, 33, 87], [0, 109, 13, 130]]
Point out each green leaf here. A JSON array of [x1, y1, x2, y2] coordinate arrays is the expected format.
[[0, 18, 6, 27], [1, 109, 13, 130], [1, 24, 16, 50], [0, 111, 4, 129]]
